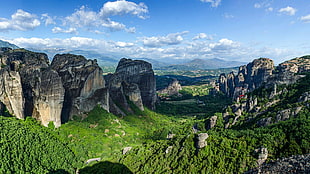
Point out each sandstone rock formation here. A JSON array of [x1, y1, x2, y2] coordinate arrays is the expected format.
[[218, 58, 274, 99], [51, 54, 109, 123], [0, 69, 24, 119], [157, 79, 182, 96], [107, 58, 156, 114], [245, 154, 310, 174], [196, 133, 209, 149], [1, 48, 158, 126], [0, 49, 111, 127], [205, 116, 217, 130]]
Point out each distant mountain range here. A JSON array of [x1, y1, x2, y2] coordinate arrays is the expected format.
[[155, 58, 246, 71], [0, 40, 246, 69], [0, 40, 19, 49]]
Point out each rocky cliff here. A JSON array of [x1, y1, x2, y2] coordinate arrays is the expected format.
[[51, 54, 109, 123], [157, 79, 182, 97], [218, 58, 274, 99], [0, 49, 109, 127], [0, 48, 157, 126], [215, 56, 310, 129], [106, 58, 156, 115]]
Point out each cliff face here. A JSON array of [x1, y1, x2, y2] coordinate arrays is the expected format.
[[0, 49, 65, 127], [107, 58, 156, 114], [0, 69, 24, 119], [0, 48, 157, 126], [157, 79, 182, 96], [219, 58, 274, 99], [216, 56, 310, 129], [0, 49, 110, 127], [51, 54, 108, 123]]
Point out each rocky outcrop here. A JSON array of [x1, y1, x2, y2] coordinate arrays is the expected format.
[[31, 70, 64, 127], [122, 147, 132, 155], [51, 54, 108, 123], [0, 49, 157, 126], [245, 154, 310, 174], [206, 116, 217, 130], [195, 133, 209, 149], [158, 79, 182, 96], [219, 58, 274, 99], [0, 69, 24, 119], [107, 58, 156, 114], [0, 49, 66, 127]]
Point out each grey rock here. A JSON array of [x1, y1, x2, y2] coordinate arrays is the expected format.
[[206, 116, 218, 130], [158, 79, 182, 96], [107, 58, 156, 114], [196, 133, 209, 149], [122, 147, 132, 155], [51, 54, 108, 123]]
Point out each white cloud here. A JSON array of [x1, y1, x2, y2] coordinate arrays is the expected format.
[[102, 18, 126, 31], [0, 9, 40, 32], [63, 1, 148, 33], [64, 6, 99, 28], [209, 38, 240, 51], [7, 36, 303, 64], [266, 7, 273, 12], [141, 31, 189, 47], [115, 41, 135, 47], [41, 13, 56, 26], [193, 33, 212, 40], [278, 6, 297, 16], [100, 0, 148, 19], [52, 27, 77, 34], [200, 0, 221, 7], [254, 1, 273, 12], [223, 13, 234, 19], [254, 3, 261, 8], [300, 14, 310, 23]]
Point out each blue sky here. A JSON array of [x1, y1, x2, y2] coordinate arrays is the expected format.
[[0, 0, 310, 64]]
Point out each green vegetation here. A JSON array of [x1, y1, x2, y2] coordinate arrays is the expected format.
[[0, 117, 80, 173], [119, 117, 310, 173], [156, 90, 231, 117]]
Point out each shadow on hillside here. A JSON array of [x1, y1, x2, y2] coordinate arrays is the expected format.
[[79, 161, 133, 174], [48, 169, 70, 174]]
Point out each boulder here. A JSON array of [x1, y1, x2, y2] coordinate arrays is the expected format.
[[196, 133, 209, 149], [206, 116, 217, 130]]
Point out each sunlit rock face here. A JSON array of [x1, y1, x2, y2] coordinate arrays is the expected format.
[[219, 58, 274, 99], [51, 54, 109, 123], [107, 58, 156, 115]]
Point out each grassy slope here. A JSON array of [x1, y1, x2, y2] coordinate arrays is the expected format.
[[53, 106, 194, 164]]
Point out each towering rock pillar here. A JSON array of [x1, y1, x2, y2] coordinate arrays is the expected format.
[[51, 54, 109, 123], [107, 58, 156, 114]]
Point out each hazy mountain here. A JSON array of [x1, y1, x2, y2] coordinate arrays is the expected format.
[[0, 40, 19, 49], [155, 58, 246, 71]]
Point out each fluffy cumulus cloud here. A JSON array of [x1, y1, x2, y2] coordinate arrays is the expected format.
[[300, 14, 310, 23], [100, 0, 148, 19], [193, 33, 212, 40], [41, 13, 56, 26], [7, 35, 300, 64], [141, 31, 189, 47], [0, 9, 40, 31], [52, 27, 77, 34], [200, 0, 221, 7], [278, 6, 297, 16], [63, 0, 147, 33]]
